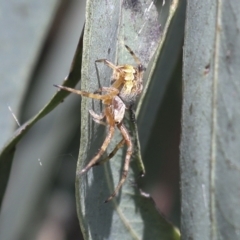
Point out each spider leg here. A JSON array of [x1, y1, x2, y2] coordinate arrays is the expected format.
[[128, 105, 146, 176], [94, 138, 125, 166], [95, 59, 118, 70], [81, 125, 115, 173], [89, 109, 105, 120], [54, 84, 116, 101], [105, 123, 133, 203], [95, 59, 125, 90], [124, 45, 141, 65], [128, 104, 136, 123], [125, 45, 145, 80], [89, 110, 106, 126], [94, 87, 119, 98]]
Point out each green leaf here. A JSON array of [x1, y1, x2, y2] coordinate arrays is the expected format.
[[76, 0, 180, 239], [181, 0, 240, 239], [0, 1, 61, 149], [0, 0, 62, 207], [0, 29, 84, 208], [137, 0, 185, 152]]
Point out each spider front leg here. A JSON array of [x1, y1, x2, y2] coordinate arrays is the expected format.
[[105, 123, 133, 203], [54, 85, 119, 101], [95, 59, 118, 71], [93, 86, 119, 96], [124, 45, 141, 65], [95, 59, 124, 90]]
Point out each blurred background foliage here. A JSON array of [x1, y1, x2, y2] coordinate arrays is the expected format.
[[0, 0, 185, 239]]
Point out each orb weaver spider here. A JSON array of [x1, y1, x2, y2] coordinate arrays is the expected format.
[[54, 45, 144, 202], [95, 45, 145, 106]]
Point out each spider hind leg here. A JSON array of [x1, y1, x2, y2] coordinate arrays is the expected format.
[[95, 138, 125, 166], [105, 123, 133, 203], [80, 125, 115, 174]]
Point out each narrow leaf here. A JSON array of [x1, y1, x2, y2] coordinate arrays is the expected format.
[[181, 0, 240, 239], [76, 1, 180, 239], [0, 29, 84, 207]]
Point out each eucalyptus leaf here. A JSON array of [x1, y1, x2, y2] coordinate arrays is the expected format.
[[137, 0, 184, 152], [0, 0, 61, 149], [0, 29, 84, 208], [76, 0, 180, 239], [0, 0, 62, 207], [181, 0, 240, 239]]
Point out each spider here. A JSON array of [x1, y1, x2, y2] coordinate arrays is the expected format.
[[95, 45, 145, 107], [54, 45, 144, 202]]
